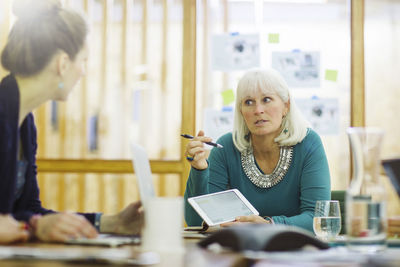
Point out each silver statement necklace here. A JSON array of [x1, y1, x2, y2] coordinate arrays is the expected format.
[[241, 146, 293, 188]]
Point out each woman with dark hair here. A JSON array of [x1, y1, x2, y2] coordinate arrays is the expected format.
[[0, 0, 142, 243]]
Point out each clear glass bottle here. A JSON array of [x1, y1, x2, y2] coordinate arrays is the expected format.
[[346, 127, 386, 252]]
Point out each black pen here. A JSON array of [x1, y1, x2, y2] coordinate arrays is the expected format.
[[181, 134, 223, 148]]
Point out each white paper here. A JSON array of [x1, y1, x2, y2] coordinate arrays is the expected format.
[[272, 51, 320, 88], [296, 97, 339, 135], [203, 108, 234, 145], [211, 33, 260, 71]]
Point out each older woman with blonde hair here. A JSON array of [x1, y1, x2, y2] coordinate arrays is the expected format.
[[184, 68, 331, 232], [0, 0, 142, 243]]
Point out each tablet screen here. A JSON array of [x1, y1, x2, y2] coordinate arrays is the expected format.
[[188, 189, 258, 226]]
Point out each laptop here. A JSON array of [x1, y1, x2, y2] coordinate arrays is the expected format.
[[131, 143, 156, 204], [382, 158, 400, 246], [65, 234, 140, 247], [131, 143, 207, 238], [65, 144, 157, 247], [382, 158, 400, 197]]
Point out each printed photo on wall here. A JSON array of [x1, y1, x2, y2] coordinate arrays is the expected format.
[[211, 33, 260, 71], [272, 51, 320, 88], [203, 108, 234, 145], [296, 97, 339, 135]]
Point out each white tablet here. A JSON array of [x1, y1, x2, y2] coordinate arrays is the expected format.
[[188, 189, 259, 226]]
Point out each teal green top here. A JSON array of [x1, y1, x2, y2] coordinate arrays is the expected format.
[[184, 129, 331, 233]]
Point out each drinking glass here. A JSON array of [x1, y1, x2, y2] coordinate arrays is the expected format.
[[313, 200, 341, 241], [346, 127, 386, 252]]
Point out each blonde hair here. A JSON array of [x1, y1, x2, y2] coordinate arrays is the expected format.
[[233, 68, 310, 152], [1, 0, 87, 76]]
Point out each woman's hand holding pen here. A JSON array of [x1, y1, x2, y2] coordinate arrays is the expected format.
[[185, 130, 211, 170]]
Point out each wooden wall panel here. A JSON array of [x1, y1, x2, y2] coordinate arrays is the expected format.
[[181, 0, 197, 195], [351, 0, 365, 127]]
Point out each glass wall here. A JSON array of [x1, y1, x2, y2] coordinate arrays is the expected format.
[[365, 0, 400, 216], [196, 0, 351, 190], [0, 0, 185, 213], [30, 0, 184, 161]]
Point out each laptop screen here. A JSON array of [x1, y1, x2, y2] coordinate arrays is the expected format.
[[382, 158, 400, 197], [131, 143, 156, 204]]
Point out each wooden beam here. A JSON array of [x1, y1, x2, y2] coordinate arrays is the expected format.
[[37, 159, 184, 174], [121, 0, 128, 85], [161, 0, 168, 94], [119, 0, 129, 209], [98, 0, 112, 212], [100, 0, 110, 109], [140, 0, 148, 81], [58, 102, 67, 211], [80, 0, 89, 156], [181, 0, 197, 195], [223, 0, 228, 31], [351, 0, 365, 127], [201, 0, 209, 111], [78, 0, 90, 213], [138, 0, 150, 147], [222, 0, 228, 90], [159, 0, 169, 196]]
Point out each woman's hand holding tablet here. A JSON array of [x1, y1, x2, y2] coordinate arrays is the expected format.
[[187, 189, 259, 226]]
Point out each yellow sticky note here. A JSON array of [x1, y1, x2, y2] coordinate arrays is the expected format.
[[268, 33, 280, 44], [221, 89, 235, 105], [325, 70, 338, 82]]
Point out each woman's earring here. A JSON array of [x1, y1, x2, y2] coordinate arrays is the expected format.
[[58, 82, 64, 90]]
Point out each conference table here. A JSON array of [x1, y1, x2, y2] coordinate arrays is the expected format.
[[1, 236, 400, 267], [0, 237, 247, 267]]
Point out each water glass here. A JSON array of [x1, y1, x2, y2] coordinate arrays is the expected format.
[[313, 200, 341, 240]]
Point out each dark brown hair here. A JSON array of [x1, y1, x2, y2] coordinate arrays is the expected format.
[[1, 0, 87, 76]]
